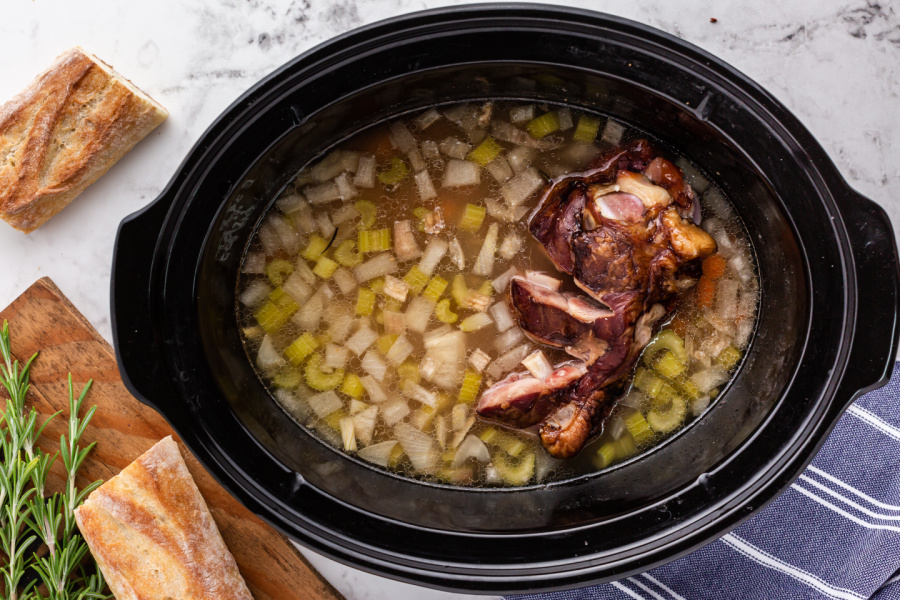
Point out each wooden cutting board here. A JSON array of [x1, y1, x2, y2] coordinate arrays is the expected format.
[[1, 277, 344, 600]]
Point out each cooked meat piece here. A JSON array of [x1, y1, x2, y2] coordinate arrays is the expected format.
[[476, 362, 586, 428]]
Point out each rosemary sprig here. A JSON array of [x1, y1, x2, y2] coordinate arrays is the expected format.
[[0, 321, 109, 600]]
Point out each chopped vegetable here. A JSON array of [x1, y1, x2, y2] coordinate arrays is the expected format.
[[601, 119, 626, 145], [394, 220, 422, 262], [443, 159, 481, 187], [360, 375, 387, 402], [340, 416, 357, 451], [358, 228, 391, 253], [414, 108, 442, 130], [272, 366, 302, 389], [285, 332, 320, 366], [292, 289, 325, 330], [304, 182, 342, 205], [401, 379, 438, 408], [389, 121, 417, 153], [332, 267, 357, 294], [305, 355, 345, 391], [573, 115, 601, 142], [509, 104, 535, 124], [467, 348, 491, 373], [486, 156, 514, 183], [451, 435, 491, 467], [255, 301, 292, 333], [381, 398, 411, 427], [345, 326, 379, 356], [403, 266, 429, 295], [355, 200, 377, 230], [526, 111, 560, 139], [386, 335, 415, 365], [422, 275, 448, 302], [489, 301, 516, 332], [459, 203, 486, 231], [494, 327, 524, 353], [715, 345, 742, 370], [361, 350, 388, 382], [594, 442, 618, 468], [353, 405, 378, 445], [283, 273, 313, 305], [353, 253, 397, 282], [418, 239, 449, 276], [378, 157, 409, 185], [313, 256, 339, 279], [256, 335, 285, 370], [521, 350, 553, 380], [468, 136, 502, 167], [702, 254, 728, 279], [623, 410, 653, 444], [356, 287, 376, 316], [506, 146, 535, 173], [354, 153, 377, 188], [644, 329, 688, 365], [647, 395, 687, 433], [439, 136, 471, 159], [383, 275, 410, 302], [472, 223, 500, 277], [457, 369, 482, 403], [405, 295, 435, 333], [493, 452, 535, 485], [310, 150, 359, 182], [334, 239, 363, 267], [324, 343, 350, 371], [240, 280, 272, 307], [500, 167, 543, 207], [340, 373, 365, 399], [486, 344, 530, 379], [307, 390, 343, 418], [358, 440, 397, 467], [652, 349, 686, 379], [301, 234, 330, 261], [266, 259, 293, 286], [395, 423, 438, 471], [557, 107, 573, 130], [459, 312, 493, 333]]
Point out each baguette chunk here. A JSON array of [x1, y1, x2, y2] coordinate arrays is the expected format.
[[74, 436, 251, 600], [0, 46, 167, 232]]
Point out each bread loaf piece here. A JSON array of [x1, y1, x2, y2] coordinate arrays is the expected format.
[[74, 436, 252, 600], [0, 47, 167, 233]]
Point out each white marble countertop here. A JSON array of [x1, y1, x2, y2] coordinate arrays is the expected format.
[[1, 1, 897, 598]]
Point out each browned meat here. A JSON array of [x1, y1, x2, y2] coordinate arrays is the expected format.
[[476, 139, 717, 459], [476, 362, 586, 428]]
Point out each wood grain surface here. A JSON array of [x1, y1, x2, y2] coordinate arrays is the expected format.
[[0, 277, 344, 600]]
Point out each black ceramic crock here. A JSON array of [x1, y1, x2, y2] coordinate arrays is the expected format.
[[111, 4, 900, 593]]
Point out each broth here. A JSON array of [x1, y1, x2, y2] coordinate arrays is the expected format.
[[236, 101, 758, 486]]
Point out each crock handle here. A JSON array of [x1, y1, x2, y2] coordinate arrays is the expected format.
[[110, 189, 175, 414], [834, 185, 900, 403]]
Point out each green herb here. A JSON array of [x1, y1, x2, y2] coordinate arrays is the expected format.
[[0, 321, 108, 600]]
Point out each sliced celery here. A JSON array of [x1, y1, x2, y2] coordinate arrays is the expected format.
[[477, 279, 494, 297], [285, 332, 319, 366], [451, 273, 469, 306], [388, 443, 405, 468], [403, 266, 429, 295], [255, 301, 291, 333], [272, 367, 302, 389], [334, 240, 363, 267], [623, 410, 653, 445], [340, 373, 365, 399], [435, 299, 458, 323], [358, 229, 391, 253], [269, 287, 299, 313], [647, 395, 687, 433], [376, 334, 398, 355], [633, 367, 664, 398], [305, 354, 345, 391], [572, 115, 601, 143], [378, 157, 409, 185], [422, 276, 448, 302], [673, 375, 701, 401], [369, 277, 386, 295], [313, 256, 339, 279], [459, 203, 486, 232], [526, 111, 560, 139], [594, 441, 617, 469], [479, 427, 526, 457], [301, 234, 329, 261], [457, 369, 482, 403], [652, 349, 686, 379], [265, 259, 293, 286], [644, 329, 688, 364], [493, 451, 535, 486], [354, 200, 377, 230], [467, 136, 502, 167], [715, 345, 742, 370], [322, 409, 345, 431], [356, 287, 376, 316]]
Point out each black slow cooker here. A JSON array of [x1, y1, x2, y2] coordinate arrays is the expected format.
[[111, 5, 900, 593]]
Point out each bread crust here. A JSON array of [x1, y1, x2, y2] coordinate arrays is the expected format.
[[0, 47, 167, 232], [74, 436, 252, 600]]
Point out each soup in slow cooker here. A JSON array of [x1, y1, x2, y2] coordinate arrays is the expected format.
[[237, 101, 758, 486]]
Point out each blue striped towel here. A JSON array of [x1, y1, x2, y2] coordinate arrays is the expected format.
[[511, 362, 900, 600]]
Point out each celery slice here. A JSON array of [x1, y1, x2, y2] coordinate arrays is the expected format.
[[623, 410, 653, 445], [594, 441, 617, 468], [652, 349, 686, 379], [285, 332, 320, 366], [305, 354, 345, 391], [356, 287, 376, 316], [255, 301, 291, 333], [435, 299, 458, 323], [572, 115, 601, 143], [397, 362, 421, 385], [633, 367, 664, 398], [526, 111, 560, 139], [403, 266, 429, 295], [313, 256, 339, 279], [493, 451, 535, 486], [459, 203, 486, 232], [467, 136, 502, 167], [422, 276, 448, 302], [301, 234, 329, 261], [646, 395, 687, 433], [334, 240, 363, 267], [340, 373, 365, 399], [644, 329, 688, 364], [376, 334, 398, 355], [451, 274, 469, 306], [378, 157, 409, 185], [479, 427, 526, 457], [269, 287, 299, 312], [272, 367, 302, 389], [265, 259, 293, 286], [358, 229, 391, 253], [355, 200, 377, 230], [715, 345, 742, 370], [457, 369, 482, 403]]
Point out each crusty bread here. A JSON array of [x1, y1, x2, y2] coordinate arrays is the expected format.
[[0, 47, 167, 233], [74, 436, 252, 600]]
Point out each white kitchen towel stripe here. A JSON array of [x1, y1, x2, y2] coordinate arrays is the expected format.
[[510, 362, 900, 600]]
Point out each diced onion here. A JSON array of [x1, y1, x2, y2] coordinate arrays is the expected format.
[[383, 275, 410, 302], [389, 121, 417, 153], [361, 350, 387, 382], [421, 139, 441, 161], [276, 192, 306, 214], [307, 391, 342, 418], [509, 104, 535, 124], [486, 344, 531, 379], [257, 222, 281, 256], [414, 169, 437, 201], [690, 367, 729, 393], [305, 182, 342, 205], [332, 268, 357, 295], [443, 160, 480, 187], [401, 379, 437, 408], [506, 146, 535, 173], [256, 335, 285, 370], [435, 415, 448, 449], [358, 440, 397, 467], [353, 253, 398, 282], [414, 108, 442, 130], [486, 156, 514, 183], [345, 327, 379, 356], [450, 404, 470, 431], [340, 416, 357, 452], [323, 343, 350, 370], [459, 312, 493, 333], [394, 220, 422, 262], [422, 330, 465, 390], [354, 153, 377, 188], [418, 239, 449, 276], [395, 422, 438, 471], [472, 223, 499, 277], [498, 234, 523, 261], [451, 435, 490, 467], [360, 375, 387, 403], [448, 238, 465, 270], [242, 252, 266, 274], [405, 296, 436, 334], [353, 406, 378, 446], [335, 172, 358, 200], [315, 212, 335, 238], [383, 310, 407, 335], [293, 291, 325, 330], [311, 150, 360, 182], [386, 335, 415, 365], [439, 136, 471, 160], [268, 214, 300, 255], [467, 349, 491, 373], [601, 119, 625, 145], [522, 350, 554, 380], [239, 280, 272, 307], [494, 327, 524, 353], [500, 167, 543, 207], [557, 107, 574, 131], [492, 267, 519, 294]]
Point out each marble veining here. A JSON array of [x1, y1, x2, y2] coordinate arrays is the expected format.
[[0, 1, 897, 598]]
